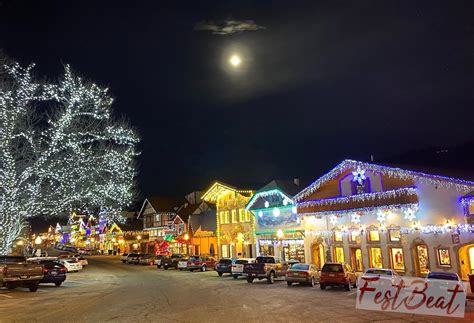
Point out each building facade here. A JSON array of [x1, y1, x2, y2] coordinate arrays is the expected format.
[[246, 180, 305, 263], [295, 159, 474, 279], [138, 196, 189, 255], [202, 182, 255, 259]]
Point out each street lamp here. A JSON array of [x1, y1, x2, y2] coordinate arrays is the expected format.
[[34, 236, 42, 245], [184, 233, 189, 241], [277, 229, 284, 239]]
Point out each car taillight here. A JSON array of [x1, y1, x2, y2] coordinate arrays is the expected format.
[[187, 261, 192, 265], [287, 272, 293, 276], [60, 268, 67, 273], [43, 269, 48, 274]]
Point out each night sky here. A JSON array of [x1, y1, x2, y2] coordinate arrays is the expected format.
[[1, 1, 473, 197]]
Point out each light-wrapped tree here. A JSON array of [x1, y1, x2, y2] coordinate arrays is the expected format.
[[0, 61, 139, 254]]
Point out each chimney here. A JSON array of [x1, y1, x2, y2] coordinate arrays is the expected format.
[[293, 177, 300, 186]]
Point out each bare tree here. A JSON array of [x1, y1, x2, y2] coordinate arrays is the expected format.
[[0, 62, 139, 254]]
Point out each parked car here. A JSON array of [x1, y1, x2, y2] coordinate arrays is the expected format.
[[58, 258, 83, 272], [286, 263, 319, 287], [155, 255, 166, 268], [215, 258, 234, 276], [121, 253, 130, 263], [243, 256, 289, 284], [126, 253, 141, 265], [76, 256, 88, 267], [162, 254, 184, 270], [29, 259, 67, 286], [186, 256, 217, 272], [0, 255, 44, 292], [320, 263, 357, 291], [139, 254, 155, 266], [231, 258, 255, 279], [360, 268, 401, 287], [287, 259, 300, 268]]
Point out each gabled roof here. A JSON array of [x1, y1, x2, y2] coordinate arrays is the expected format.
[[295, 159, 474, 202], [189, 209, 217, 234], [176, 203, 202, 224], [259, 180, 302, 197], [246, 180, 300, 210], [138, 196, 185, 216], [201, 181, 253, 204]]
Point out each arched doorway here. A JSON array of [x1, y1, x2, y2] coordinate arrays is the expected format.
[[311, 243, 325, 269], [458, 244, 474, 280], [412, 241, 430, 276]]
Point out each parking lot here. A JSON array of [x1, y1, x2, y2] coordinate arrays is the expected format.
[[1, 256, 474, 322]]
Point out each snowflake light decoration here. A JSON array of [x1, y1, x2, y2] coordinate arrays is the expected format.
[[403, 206, 417, 221], [352, 167, 366, 185], [351, 213, 361, 224], [329, 214, 339, 225], [376, 210, 387, 223], [264, 201, 270, 208]]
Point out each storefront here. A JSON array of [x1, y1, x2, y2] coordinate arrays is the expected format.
[[246, 180, 304, 262], [295, 160, 474, 278], [202, 181, 255, 259]]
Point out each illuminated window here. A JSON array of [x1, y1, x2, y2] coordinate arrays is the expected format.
[[390, 247, 405, 271], [389, 229, 401, 242], [334, 246, 345, 263], [221, 245, 228, 258], [350, 231, 360, 243], [219, 212, 225, 224], [239, 209, 245, 222], [334, 231, 343, 242], [231, 210, 237, 223], [416, 245, 430, 275], [245, 210, 251, 222], [351, 248, 363, 271], [369, 247, 383, 268], [437, 248, 451, 267], [368, 230, 380, 242], [224, 211, 230, 224]]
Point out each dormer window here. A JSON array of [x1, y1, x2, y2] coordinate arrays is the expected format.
[[351, 168, 370, 194]]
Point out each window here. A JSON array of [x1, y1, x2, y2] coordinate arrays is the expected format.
[[219, 212, 225, 224], [437, 248, 451, 267], [389, 229, 401, 242], [416, 245, 430, 275], [239, 209, 245, 222], [389, 247, 405, 271], [221, 245, 228, 258], [334, 231, 343, 242], [368, 230, 380, 242], [351, 248, 363, 272], [224, 211, 230, 224], [245, 210, 251, 222], [334, 246, 345, 263], [231, 210, 237, 223], [350, 231, 360, 243], [369, 247, 383, 268]]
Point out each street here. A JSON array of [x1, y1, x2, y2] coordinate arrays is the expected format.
[[0, 256, 473, 322]]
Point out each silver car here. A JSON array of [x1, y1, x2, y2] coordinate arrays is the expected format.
[[285, 263, 319, 287]]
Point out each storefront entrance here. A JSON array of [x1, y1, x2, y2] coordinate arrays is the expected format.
[[413, 243, 430, 276], [458, 244, 474, 280], [350, 247, 363, 272], [311, 243, 325, 269]]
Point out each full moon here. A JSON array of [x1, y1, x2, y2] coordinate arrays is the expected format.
[[229, 54, 241, 67]]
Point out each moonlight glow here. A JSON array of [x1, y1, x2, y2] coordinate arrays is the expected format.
[[229, 54, 241, 67]]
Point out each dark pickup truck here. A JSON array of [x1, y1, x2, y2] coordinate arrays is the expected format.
[[243, 256, 289, 284], [0, 255, 44, 292]]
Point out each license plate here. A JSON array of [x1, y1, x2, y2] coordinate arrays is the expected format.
[[20, 275, 28, 279], [156, 260, 161, 265], [329, 273, 335, 277], [51, 271, 58, 276]]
